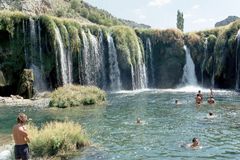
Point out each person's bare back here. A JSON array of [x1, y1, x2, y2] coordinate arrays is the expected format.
[[12, 124, 29, 145], [12, 113, 30, 160]]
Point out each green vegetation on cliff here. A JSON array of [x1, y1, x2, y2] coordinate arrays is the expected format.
[[185, 20, 240, 88]]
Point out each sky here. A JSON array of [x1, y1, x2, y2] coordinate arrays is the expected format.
[[84, 0, 240, 32]]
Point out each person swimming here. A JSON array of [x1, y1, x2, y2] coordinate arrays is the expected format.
[[136, 118, 141, 124], [181, 137, 201, 149], [195, 90, 203, 105], [208, 89, 215, 104], [195, 94, 202, 105], [190, 137, 200, 148], [198, 90, 203, 101], [185, 137, 201, 148]]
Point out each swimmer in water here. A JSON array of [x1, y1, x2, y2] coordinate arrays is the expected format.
[[185, 137, 201, 149], [136, 118, 141, 124]]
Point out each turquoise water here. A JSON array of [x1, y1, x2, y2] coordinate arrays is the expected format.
[[1, 89, 240, 159]]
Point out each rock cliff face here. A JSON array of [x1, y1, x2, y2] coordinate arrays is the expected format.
[[215, 16, 239, 27], [0, 0, 52, 15], [0, 2, 240, 97]]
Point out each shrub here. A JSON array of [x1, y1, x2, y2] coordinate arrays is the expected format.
[[49, 84, 106, 107], [27, 121, 90, 158]]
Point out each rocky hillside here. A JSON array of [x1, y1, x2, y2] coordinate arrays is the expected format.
[[215, 16, 239, 27], [0, 0, 150, 28]]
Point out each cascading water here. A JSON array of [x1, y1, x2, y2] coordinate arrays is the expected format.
[[201, 38, 208, 87], [136, 41, 147, 89], [181, 45, 198, 86], [29, 18, 47, 91], [63, 26, 73, 84], [235, 30, 240, 90], [107, 34, 122, 90], [54, 26, 68, 85], [145, 38, 155, 87], [81, 30, 91, 85], [29, 18, 37, 63], [88, 30, 100, 85], [38, 20, 43, 73], [23, 20, 29, 68], [98, 31, 107, 89]]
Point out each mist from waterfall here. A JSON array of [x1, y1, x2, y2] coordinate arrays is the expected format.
[[181, 45, 198, 86]]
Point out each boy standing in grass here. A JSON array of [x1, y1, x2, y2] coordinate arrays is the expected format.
[[12, 113, 30, 160]]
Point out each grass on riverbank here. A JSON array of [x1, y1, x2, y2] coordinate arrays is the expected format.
[[27, 121, 90, 158], [49, 85, 106, 108]]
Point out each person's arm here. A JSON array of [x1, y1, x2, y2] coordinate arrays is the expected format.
[[25, 136, 30, 143], [19, 126, 30, 143], [19, 127, 28, 137]]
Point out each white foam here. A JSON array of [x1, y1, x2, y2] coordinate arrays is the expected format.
[[0, 150, 11, 160], [109, 86, 235, 94]]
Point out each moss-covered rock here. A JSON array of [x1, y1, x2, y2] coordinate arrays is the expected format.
[[17, 69, 34, 98], [0, 70, 6, 86]]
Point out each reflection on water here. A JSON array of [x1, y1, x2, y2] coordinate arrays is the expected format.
[[1, 89, 240, 159]]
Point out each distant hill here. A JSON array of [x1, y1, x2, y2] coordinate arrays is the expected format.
[[0, 0, 150, 28], [119, 19, 151, 29], [215, 16, 239, 27]]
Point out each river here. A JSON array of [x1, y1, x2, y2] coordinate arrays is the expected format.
[[1, 88, 240, 159]]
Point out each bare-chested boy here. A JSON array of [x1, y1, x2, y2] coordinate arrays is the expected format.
[[12, 113, 30, 160]]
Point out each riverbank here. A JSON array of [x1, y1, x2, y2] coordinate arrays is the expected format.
[[0, 96, 50, 108], [0, 92, 51, 108]]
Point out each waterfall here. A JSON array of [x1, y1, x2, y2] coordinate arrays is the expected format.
[[201, 38, 208, 87], [235, 30, 240, 90], [146, 38, 155, 87], [130, 64, 136, 89], [211, 70, 215, 88], [38, 20, 43, 73], [88, 30, 100, 85], [64, 26, 73, 84], [23, 20, 29, 68], [98, 31, 107, 89], [81, 30, 91, 85], [29, 18, 47, 91], [79, 30, 107, 87], [181, 45, 198, 86], [136, 42, 147, 89], [54, 26, 68, 85], [29, 18, 37, 63], [107, 34, 122, 90]]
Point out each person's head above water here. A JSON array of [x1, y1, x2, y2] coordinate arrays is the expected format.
[[175, 99, 178, 104], [191, 137, 200, 147], [136, 118, 141, 124], [209, 112, 213, 116], [198, 90, 201, 94]]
